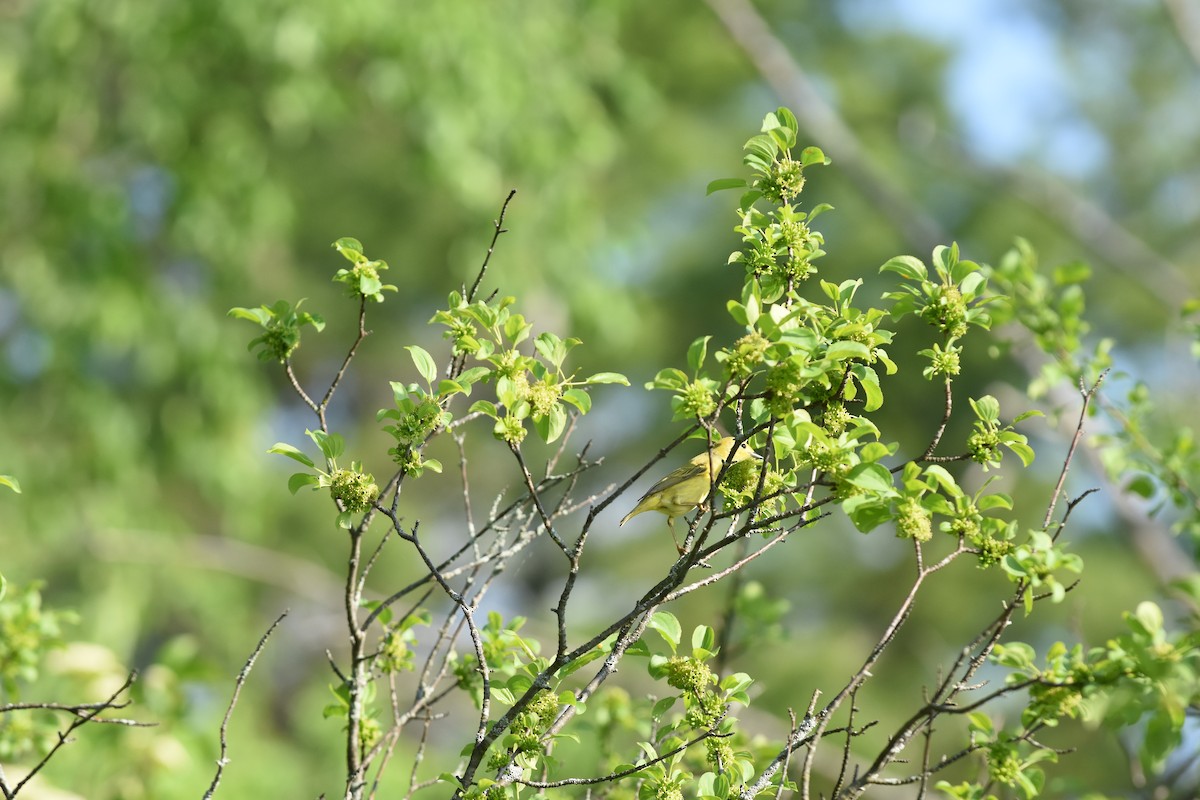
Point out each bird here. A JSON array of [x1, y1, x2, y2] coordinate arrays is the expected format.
[[620, 436, 758, 553]]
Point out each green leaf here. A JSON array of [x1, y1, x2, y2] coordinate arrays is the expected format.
[[647, 654, 669, 680], [719, 672, 753, 693], [842, 496, 894, 532], [458, 366, 490, 386], [738, 188, 763, 208], [650, 695, 678, 719], [1053, 261, 1092, 285], [825, 341, 871, 361], [1142, 708, 1179, 776], [933, 243, 959, 275], [977, 492, 1012, 511], [536, 404, 568, 443], [691, 625, 716, 653], [496, 375, 518, 408], [880, 255, 927, 281], [507, 673, 533, 695], [268, 443, 316, 468], [799, 145, 829, 167], [991, 641, 1035, 669], [288, 472, 320, 494], [561, 643, 610, 676], [436, 378, 467, 398], [726, 300, 748, 326], [469, 400, 498, 418], [585, 372, 629, 385], [503, 313, 531, 345], [706, 177, 748, 195], [843, 463, 894, 494], [307, 429, 345, 461], [358, 273, 382, 297], [534, 332, 567, 367], [970, 395, 1001, 422], [1005, 441, 1036, 467], [332, 237, 365, 260], [561, 388, 592, 414], [389, 380, 413, 407], [808, 202, 834, 220], [0, 475, 20, 493], [423, 458, 443, 474], [687, 336, 712, 374], [636, 740, 660, 761], [851, 365, 883, 412], [406, 345, 438, 384], [647, 612, 682, 652], [743, 134, 779, 163], [742, 287, 762, 327], [767, 125, 794, 152], [625, 640, 651, 658], [966, 712, 994, 736], [648, 368, 689, 390], [322, 703, 348, 719], [1133, 601, 1164, 637], [227, 306, 271, 325], [1126, 474, 1156, 498], [859, 442, 893, 463], [774, 106, 799, 133]]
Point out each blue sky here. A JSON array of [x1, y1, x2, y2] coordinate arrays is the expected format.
[[840, 0, 1110, 176]]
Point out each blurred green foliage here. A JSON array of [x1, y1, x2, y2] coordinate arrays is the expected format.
[[2, 0, 1199, 797]]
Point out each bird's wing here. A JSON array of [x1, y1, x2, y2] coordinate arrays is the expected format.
[[640, 461, 707, 500]]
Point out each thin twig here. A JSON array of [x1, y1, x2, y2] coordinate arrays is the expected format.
[[775, 708, 799, 800], [507, 442, 569, 555], [467, 190, 517, 303], [455, 432, 477, 539], [513, 729, 732, 788], [921, 378, 954, 460], [384, 516, 493, 792], [7, 671, 142, 799], [1043, 371, 1107, 529], [203, 610, 288, 800], [362, 458, 601, 630], [741, 695, 819, 800], [317, 297, 371, 430], [284, 361, 320, 413], [831, 686, 860, 798]]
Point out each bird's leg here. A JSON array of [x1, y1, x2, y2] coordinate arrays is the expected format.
[[668, 517, 686, 555], [678, 516, 714, 569]]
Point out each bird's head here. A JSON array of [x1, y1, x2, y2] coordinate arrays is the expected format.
[[711, 436, 758, 463]]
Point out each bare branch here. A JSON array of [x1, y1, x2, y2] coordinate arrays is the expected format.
[[9, 672, 141, 799], [317, 296, 371, 429], [467, 189, 517, 303], [921, 378, 955, 460], [1043, 371, 1107, 530], [202, 611, 288, 800], [507, 441, 569, 555], [513, 728, 732, 788]]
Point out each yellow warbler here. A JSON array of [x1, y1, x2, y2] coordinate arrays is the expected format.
[[620, 436, 758, 553]]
